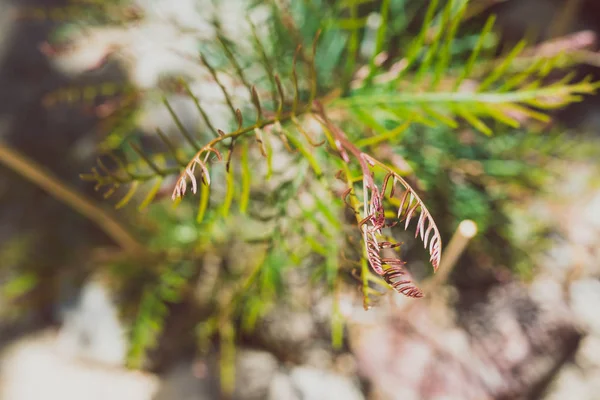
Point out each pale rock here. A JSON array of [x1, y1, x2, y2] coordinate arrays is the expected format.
[[255, 308, 316, 358], [234, 349, 279, 400], [587, 368, 600, 393], [570, 279, 600, 335], [530, 277, 565, 306], [268, 372, 299, 400], [0, 330, 158, 400], [133, 0, 215, 34], [288, 366, 364, 400], [576, 335, 600, 369], [543, 365, 591, 400], [154, 359, 216, 400], [57, 280, 127, 366], [567, 192, 600, 249]]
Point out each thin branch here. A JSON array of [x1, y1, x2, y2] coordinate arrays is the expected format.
[[0, 142, 145, 256], [428, 219, 477, 288]]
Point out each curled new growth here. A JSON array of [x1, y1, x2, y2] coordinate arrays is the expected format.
[[172, 146, 222, 200]]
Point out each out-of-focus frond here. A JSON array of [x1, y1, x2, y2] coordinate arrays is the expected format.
[[340, 0, 599, 136], [127, 260, 194, 369]]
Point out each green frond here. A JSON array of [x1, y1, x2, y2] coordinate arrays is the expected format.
[[239, 143, 252, 214], [342, 0, 361, 92], [339, 0, 599, 136], [80, 146, 179, 210], [454, 14, 497, 90], [115, 181, 139, 209], [139, 178, 164, 211], [478, 40, 528, 91], [339, 77, 597, 135], [431, 0, 469, 89], [355, 118, 413, 147], [127, 261, 194, 369], [196, 181, 211, 224], [281, 127, 323, 177], [366, 0, 390, 81], [396, 0, 440, 82], [413, 0, 453, 86], [219, 321, 237, 396], [221, 163, 236, 218]]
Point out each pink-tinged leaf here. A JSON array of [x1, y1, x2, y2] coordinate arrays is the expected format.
[[391, 175, 442, 271], [397, 190, 410, 218], [416, 212, 426, 239], [382, 265, 423, 298], [404, 201, 419, 230], [171, 145, 221, 201], [424, 223, 434, 249], [197, 161, 211, 186], [186, 167, 197, 194], [205, 146, 223, 161]]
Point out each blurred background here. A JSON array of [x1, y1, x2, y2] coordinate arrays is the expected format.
[[1, 0, 600, 399]]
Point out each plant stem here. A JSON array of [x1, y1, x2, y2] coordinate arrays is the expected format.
[[0, 142, 145, 256], [332, 82, 597, 107], [426, 219, 477, 288]]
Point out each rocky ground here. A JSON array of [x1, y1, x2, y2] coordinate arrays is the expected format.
[[0, 161, 598, 400]]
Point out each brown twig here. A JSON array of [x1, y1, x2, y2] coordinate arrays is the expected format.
[[427, 219, 477, 289], [0, 142, 145, 257]]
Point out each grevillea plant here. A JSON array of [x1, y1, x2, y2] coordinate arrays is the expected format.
[[77, 0, 598, 302], [30, 0, 598, 386]]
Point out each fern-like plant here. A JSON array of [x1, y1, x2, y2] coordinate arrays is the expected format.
[[84, 0, 594, 288], [28, 0, 599, 392]]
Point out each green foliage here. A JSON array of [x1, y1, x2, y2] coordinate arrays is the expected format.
[[0, 235, 39, 316], [127, 260, 194, 369], [22, 0, 600, 393]]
